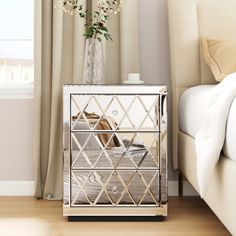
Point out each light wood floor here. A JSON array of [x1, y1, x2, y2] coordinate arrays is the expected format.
[[0, 197, 230, 236]]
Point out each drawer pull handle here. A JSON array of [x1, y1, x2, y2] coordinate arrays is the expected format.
[[112, 185, 119, 195], [112, 110, 118, 116]]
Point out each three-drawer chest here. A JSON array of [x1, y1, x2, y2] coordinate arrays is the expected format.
[[63, 85, 167, 218]]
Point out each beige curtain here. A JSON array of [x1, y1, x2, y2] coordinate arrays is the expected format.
[[33, 0, 139, 200], [105, 0, 140, 83], [33, 0, 86, 199], [120, 0, 140, 82]]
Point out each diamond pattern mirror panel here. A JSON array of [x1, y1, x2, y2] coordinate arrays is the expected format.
[[70, 94, 160, 131]]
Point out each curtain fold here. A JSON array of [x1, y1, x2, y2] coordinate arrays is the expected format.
[[104, 0, 140, 83], [33, 0, 139, 200], [33, 0, 86, 199], [120, 0, 140, 82]]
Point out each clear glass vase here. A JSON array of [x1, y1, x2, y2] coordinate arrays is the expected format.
[[83, 38, 105, 84]]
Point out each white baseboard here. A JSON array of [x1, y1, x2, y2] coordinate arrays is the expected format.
[[0, 181, 35, 196], [0, 180, 198, 197]]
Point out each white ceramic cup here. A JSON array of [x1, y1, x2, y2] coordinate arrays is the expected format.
[[128, 73, 140, 81]]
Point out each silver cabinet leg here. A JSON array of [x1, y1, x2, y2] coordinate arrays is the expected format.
[[178, 170, 183, 197]]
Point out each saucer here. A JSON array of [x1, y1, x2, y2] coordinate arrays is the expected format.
[[122, 80, 144, 85]]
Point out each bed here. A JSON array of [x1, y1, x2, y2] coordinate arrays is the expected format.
[[168, 0, 236, 234]]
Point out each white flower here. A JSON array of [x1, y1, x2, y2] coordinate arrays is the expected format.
[[96, 0, 108, 9]]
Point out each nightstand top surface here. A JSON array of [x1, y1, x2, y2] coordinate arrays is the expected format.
[[63, 84, 167, 95]]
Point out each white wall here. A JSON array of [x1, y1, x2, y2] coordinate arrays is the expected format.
[[0, 99, 34, 180]]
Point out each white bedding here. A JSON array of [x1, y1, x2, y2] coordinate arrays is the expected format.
[[223, 98, 236, 163], [180, 73, 236, 197], [179, 84, 236, 163], [179, 85, 215, 138]]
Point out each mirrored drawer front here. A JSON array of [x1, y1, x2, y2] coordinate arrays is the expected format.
[[70, 132, 160, 169], [70, 170, 160, 206], [70, 94, 160, 132]]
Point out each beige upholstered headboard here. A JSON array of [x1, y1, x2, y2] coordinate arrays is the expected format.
[[168, 0, 236, 169]]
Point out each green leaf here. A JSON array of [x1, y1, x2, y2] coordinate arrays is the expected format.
[[104, 34, 109, 40], [104, 33, 113, 41], [101, 26, 108, 32], [79, 13, 85, 18]]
